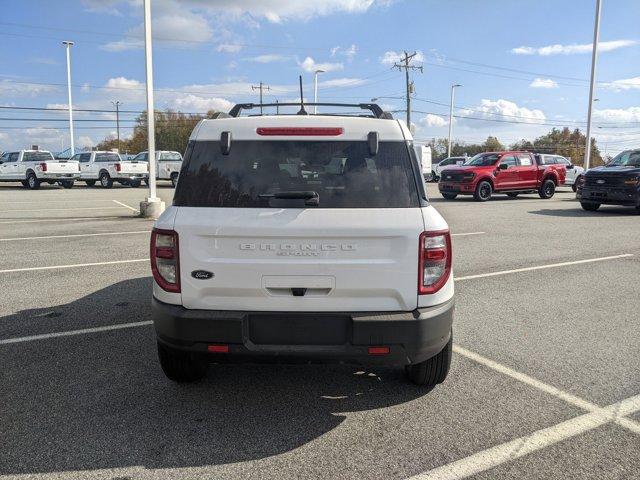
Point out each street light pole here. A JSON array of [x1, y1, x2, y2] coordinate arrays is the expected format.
[[584, 0, 602, 170], [313, 69, 324, 114], [62, 41, 74, 156], [139, 0, 164, 218], [448, 84, 462, 158], [111, 101, 121, 152]]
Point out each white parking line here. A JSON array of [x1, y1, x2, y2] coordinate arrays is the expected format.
[[0, 321, 153, 345], [112, 199, 140, 213], [451, 232, 485, 237], [0, 258, 148, 274], [0, 216, 126, 225], [0, 206, 130, 212], [0, 230, 149, 242], [455, 254, 634, 282], [408, 394, 640, 480]]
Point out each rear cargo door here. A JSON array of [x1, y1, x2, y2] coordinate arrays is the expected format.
[[173, 138, 425, 312]]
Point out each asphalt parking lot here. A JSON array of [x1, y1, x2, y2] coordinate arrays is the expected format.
[[1, 182, 638, 480]]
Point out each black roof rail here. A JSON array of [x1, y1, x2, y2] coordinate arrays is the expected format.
[[228, 103, 392, 119]]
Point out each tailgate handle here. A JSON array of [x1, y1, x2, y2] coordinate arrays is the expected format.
[[291, 288, 306, 297]]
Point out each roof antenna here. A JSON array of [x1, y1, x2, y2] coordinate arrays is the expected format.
[[297, 75, 307, 115]]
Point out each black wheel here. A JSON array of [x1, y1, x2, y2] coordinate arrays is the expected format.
[[581, 202, 600, 211], [26, 172, 40, 190], [506, 192, 519, 198], [157, 341, 207, 383], [85, 180, 96, 187], [129, 180, 141, 188], [474, 181, 492, 202], [441, 192, 457, 200], [405, 331, 452, 387], [99, 171, 113, 189], [60, 180, 74, 189], [431, 171, 439, 183], [144, 178, 149, 186], [21, 180, 29, 188], [571, 183, 578, 193], [170, 172, 179, 188], [539, 179, 556, 199]]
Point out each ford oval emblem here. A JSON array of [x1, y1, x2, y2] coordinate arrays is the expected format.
[[596, 179, 605, 184], [191, 270, 214, 280]]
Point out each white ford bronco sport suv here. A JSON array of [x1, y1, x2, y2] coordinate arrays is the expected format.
[[151, 102, 454, 387]]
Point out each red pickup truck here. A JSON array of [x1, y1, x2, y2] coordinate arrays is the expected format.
[[438, 151, 566, 201]]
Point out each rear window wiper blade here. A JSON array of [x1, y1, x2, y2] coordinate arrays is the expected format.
[[259, 191, 319, 206]]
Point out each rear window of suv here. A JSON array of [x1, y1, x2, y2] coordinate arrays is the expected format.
[[174, 140, 420, 208]]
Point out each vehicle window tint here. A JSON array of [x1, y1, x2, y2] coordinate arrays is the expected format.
[[174, 140, 420, 209], [80, 153, 92, 162], [555, 156, 569, 165], [95, 153, 120, 162], [517, 154, 532, 166], [133, 153, 148, 161], [23, 151, 54, 162], [160, 152, 181, 161], [500, 155, 517, 168], [9, 152, 19, 162]]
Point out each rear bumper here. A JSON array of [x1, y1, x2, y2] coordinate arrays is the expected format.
[[115, 174, 147, 181], [152, 297, 454, 366], [577, 186, 639, 206], [39, 173, 79, 180]]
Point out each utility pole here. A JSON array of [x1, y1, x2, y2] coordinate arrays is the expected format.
[[393, 51, 423, 130], [584, 0, 602, 170], [251, 82, 270, 114], [111, 101, 122, 152], [62, 41, 74, 156], [447, 84, 462, 158]]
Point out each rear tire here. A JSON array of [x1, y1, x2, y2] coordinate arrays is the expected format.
[[99, 171, 113, 189], [405, 332, 452, 387], [441, 192, 457, 200], [85, 180, 96, 187], [581, 202, 600, 211], [26, 173, 40, 190], [60, 180, 74, 189], [506, 192, 519, 198], [170, 172, 179, 188], [21, 180, 29, 188], [473, 181, 492, 202], [157, 341, 207, 383], [539, 179, 556, 199]]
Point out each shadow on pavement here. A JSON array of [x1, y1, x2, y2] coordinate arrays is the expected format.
[[529, 206, 640, 217], [1, 278, 428, 475]]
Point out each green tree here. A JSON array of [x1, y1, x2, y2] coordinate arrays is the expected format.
[[509, 127, 602, 166]]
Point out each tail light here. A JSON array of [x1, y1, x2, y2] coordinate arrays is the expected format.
[[40, 162, 47, 172], [115, 163, 122, 172], [150, 229, 180, 293], [418, 230, 452, 294]]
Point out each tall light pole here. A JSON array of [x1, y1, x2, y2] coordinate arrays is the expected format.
[[139, 0, 164, 218], [313, 69, 324, 114], [584, 0, 602, 170], [62, 41, 75, 156], [447, 84, 462, 158], [111, 101, 121, 152]]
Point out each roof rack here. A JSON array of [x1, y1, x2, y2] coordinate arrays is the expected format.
[[228, 103, 393, 119]]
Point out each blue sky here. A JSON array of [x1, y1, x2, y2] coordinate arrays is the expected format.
[[1, 0, 639, 155]]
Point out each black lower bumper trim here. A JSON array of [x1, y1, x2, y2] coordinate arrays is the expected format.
[[152, 297, 454, 366]]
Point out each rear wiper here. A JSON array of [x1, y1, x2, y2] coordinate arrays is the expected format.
[[259, 191, 320, 206]]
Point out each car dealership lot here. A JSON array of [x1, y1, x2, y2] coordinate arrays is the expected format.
[[0, 183, 638, 480]]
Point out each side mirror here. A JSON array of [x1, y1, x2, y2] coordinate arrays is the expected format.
[[499, 163, 509, 170], [566, 164, 574, 170], [220, 131, 232, 155], [367, 131, 379, 156]]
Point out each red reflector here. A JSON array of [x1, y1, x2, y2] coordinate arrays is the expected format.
[[155, 246, 174, 259], [368, 346, 390, 355], [207, 345, 229, 353], [426, 249, 446, 261], [256, 127, 343, 136]]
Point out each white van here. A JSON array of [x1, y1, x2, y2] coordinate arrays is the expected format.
[[132, 151, 183, 187], [151, 103, 454, 387], [414, 144, 433, 181]]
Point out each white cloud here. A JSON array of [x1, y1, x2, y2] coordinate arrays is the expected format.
[[318, 77, 365, 88], [166, 94, 234, 113], [511, 39, 637, 56], [604, 76, 640, 92], [77, 135, 96, 149], [30, 57, 59, 66], [529, 78, 559, 89], [420, 114, 448, 128], [0, 79, 59, 98], [299, 56, 343, 73], [331, 44, 357, 61], [459, 99, 546, 126], [245, 54, 291, 63], [217, 43, 243, 53], [593, 107, 640, 123], [380, 50, 424, 65]]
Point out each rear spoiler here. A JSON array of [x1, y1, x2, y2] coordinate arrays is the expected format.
[[228, 103, 393, 119]]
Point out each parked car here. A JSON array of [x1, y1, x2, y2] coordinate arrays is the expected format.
[[0, 149, 79, 189], [432, 156, 467, 182], [576, 149, 640, 212], [438, 151, 565, 201], [133, 150, 183, 187], [414, 144, 433, 182], [70, 150, 148, 188], [151, 102, 454, 387], [536, 154, 584, 192]]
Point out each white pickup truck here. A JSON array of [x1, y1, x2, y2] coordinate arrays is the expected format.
[[70, 150, 148, 188], [132, 151, 183, 187], [0, 150, 79, 189]]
